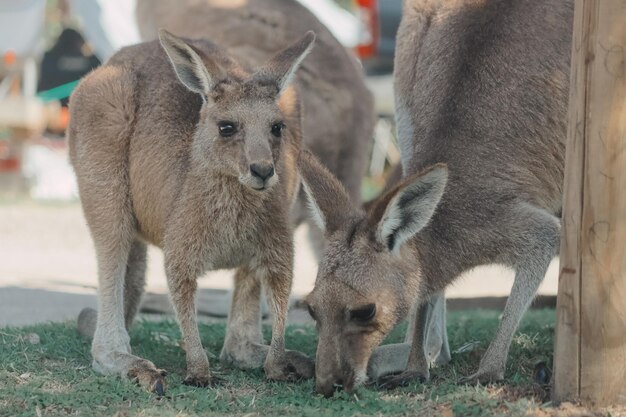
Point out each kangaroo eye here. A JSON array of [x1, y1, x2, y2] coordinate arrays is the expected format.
[[271, 122, 285, 138], [218, 121, 237, 137], [350, 304, 376, 322]]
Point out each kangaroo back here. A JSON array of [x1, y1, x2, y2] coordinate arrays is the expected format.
[[395, 0, 572, 214]]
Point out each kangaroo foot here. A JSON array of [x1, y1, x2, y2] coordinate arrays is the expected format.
[[264, 350, 315, 381], [127, 361, 168, 396]]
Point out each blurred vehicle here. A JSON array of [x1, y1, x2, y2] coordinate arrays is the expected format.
[[351, 0, 403, 179], [353, 0, 402, 75]]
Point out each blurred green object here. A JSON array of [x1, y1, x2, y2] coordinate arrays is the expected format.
[[361, 176, 385, 202], [36, 79, 78, 103]]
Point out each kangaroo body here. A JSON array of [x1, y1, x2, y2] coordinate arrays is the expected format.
[[299, 0, 573, 396], [70, 30, 319, 393]]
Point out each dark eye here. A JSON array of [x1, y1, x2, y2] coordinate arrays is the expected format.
[[350, 304, 376, 322], [218, 121, 237, 137], [271, 122, 285, 138], [306, 304, 317, 321]]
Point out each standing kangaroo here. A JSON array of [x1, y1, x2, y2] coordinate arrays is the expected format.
[[299, 0, 573, 396], [69, 30, 317, 394]]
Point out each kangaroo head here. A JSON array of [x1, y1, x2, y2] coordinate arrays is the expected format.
[[159, 29, 315, 191], [298, 151, 448, 397]]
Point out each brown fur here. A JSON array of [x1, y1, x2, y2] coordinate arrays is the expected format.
[[70, 30, 317, 393], [300, 0, 573, 396]]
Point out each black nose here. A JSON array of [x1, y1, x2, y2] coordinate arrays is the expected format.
[[250, 163, 274, 181]]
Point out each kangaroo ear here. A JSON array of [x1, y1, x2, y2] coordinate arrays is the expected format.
[[298, 150, 358, 235], [368, 164, 448, 253], [253, 31, 315, 95], [159, 29, 223, 98]]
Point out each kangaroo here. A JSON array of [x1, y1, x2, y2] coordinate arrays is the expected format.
[[135, 0, 376, 249], [69, 30, 317, 394], [299, 0, 573, 397]]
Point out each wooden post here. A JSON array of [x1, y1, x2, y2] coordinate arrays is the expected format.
[[553, 0, 626, 406]]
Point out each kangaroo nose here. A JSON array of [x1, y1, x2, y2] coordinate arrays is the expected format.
[[250, 163, 274, 181]]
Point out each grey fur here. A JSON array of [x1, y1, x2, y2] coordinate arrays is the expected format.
[[70, 30, 321, 394], [299, 0, 572, 396]]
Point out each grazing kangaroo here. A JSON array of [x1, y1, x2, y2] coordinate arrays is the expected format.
[[299, 0, 573, 397], [135, 0, 376, 245], [69, 30, 317, 394]]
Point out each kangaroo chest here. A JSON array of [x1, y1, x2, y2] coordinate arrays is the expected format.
[[163, 178, 275, 274], [201, 198, 264, 270]]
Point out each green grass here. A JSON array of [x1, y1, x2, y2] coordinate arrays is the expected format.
[[0, 310, 557, 417]]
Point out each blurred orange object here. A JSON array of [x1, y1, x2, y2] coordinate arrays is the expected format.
[[58, 106, 69, 130], [44, 102, 70, 134], [3, 50, 17, 66]]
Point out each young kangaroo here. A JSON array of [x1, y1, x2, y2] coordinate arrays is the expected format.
[[299, 0, 573, 396], [135, 0, 376, 250], [69, 30, 316, 394]]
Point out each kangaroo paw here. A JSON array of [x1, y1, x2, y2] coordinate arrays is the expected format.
[[264, 350, 315, 381], [127, 362, 168, 396]]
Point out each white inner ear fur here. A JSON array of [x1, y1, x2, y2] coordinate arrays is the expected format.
[[301, 180, 326, 232], [276, 40, 314, 94], [378, 167, 448, 254], [159, 30, 213, 96]]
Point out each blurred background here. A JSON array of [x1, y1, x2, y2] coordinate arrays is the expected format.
[[0, 0, 557, 326]]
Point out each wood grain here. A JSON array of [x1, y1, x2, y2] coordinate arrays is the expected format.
[[554, 0, 626, 406]]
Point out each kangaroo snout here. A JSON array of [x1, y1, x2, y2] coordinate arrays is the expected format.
[[244, 161, 276, 190], [240, 160, 278, 191], [315, 345, 364, 397], [315, 339, 346, 397], [250, 162, 274, 181], [315, 374, 344, 398], [316, 368, 364, 397], [316, 380, 339, 398]]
